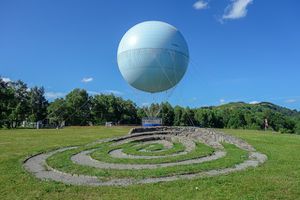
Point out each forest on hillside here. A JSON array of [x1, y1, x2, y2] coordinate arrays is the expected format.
[[1, 78, 300, 134]]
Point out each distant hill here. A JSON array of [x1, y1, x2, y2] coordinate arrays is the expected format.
[[256, 102, 299, 117], [217, 102, 300, 117], [197, 102, 300, 134]]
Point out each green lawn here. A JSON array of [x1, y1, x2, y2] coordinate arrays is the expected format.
[[122, 141, 186, 156], [47, 142, 243, 180], [0, 127, 300, 200]]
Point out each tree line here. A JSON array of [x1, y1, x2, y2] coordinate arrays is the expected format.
[[1, 78, 299, 134]]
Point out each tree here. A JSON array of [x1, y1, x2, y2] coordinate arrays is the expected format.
[[91, 94, 109, 124], [65, 89, 90, 125], [295, 120, 300, 134], [172, 106, 194, 126], [119, 99, 138, 124], [91, 94, 138, 125], [227, 110, 247, 129], [28, 87, 48, 122], [7, 80, 30, 128], [195, 109, 210, 127], [194, 109, 223, 128], [213, 110, 224, 128], [182, 107, 195, 126], [47, 98, 68, 126], [91, 94, 121, 124], [173, 106, 183, 126], [0, 78, 14, 127], [159, 102, 174, 126], [1, 77, 299, 132], [137, 108, 147, 123], [264, 110, 283, 131]]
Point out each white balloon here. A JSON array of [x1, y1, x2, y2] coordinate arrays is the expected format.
[[117, 21, 189, 93]]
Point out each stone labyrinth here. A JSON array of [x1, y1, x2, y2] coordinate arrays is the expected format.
[[24, 127, 267, 186]]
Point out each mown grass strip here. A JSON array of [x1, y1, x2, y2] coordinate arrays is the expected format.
[[46, 143, 247, 180], [122, 141, 186, 156], [90, 141, 214, 164], [138, 143, 165, 152]]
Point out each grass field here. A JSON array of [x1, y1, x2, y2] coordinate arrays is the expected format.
[[0, 126, 300, 200]]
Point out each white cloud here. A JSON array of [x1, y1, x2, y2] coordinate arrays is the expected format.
[[103, 90, 123, 96], [142, 102, 150, 107], [88, 90, 124, 96], [87, 91, 100, 95], [81, 77, 93, 83], [220, 99, 226, 104], [2, 77, 12, 83], [189, 97, 198, 102], [285, 99, 297, 103], [193, 0, 209, 10], [222, 0, 253, 20], [249, 101, 260, 104], [45, 92, 66, 99]]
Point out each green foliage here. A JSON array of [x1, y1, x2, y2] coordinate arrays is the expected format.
[[90, 94, 138, 125], [8, 80, 30, 127], [64, 89, 91, 125], [1, 78, 299, 134], [28, 86, 48, 122], [296, 121, 300, 134], [136, 108, 147, 123], [159, 102, 174, 126], [173, 106, 183, 126], [194, 109, 223, 128], [47, 98, 68, 125], [192, 102, 299, 133], [0, 78, 15, 127], [173, 106, 194, 126], [0, 78, 48, 128]]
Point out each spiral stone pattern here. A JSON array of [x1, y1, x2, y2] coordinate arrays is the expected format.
[[23, 127, 267, 186]]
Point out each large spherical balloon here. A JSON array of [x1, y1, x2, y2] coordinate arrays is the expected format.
[[117, 21, 189, 93]]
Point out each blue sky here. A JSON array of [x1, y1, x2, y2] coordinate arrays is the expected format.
[[1, 0, 299, 110]]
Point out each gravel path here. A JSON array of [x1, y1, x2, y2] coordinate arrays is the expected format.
[[23, 147, 266, 186], [23, 127, 268, 186], [72, 149, 225, 169]]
